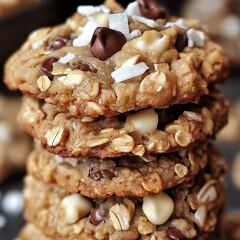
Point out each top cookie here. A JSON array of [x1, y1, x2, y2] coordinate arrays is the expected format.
[[4, 0, 229, 117]]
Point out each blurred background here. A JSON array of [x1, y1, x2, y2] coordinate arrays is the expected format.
[[0, 0, 239, 239]]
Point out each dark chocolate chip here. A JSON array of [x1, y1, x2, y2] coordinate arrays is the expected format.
[[90, 208, 105, 226], [49, 37, 69, 51], [89, 170, 103, 181], [168, 227, 186, 240], [89, 169, 115, 181], [41, 57, 58, 79], [101, 170, 115, 180], [90, 27, 127, 61], [174, 34, 188, 52], [138, 0, 168, 20], [72, 61, 97, 73]]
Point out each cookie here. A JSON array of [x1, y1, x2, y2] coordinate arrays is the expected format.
[[4, 0, 229, 118], [23, 149, 227, 240], [0, 95, 32, 182], [18, 90, 228, 158], [27, 142, 208, 198]]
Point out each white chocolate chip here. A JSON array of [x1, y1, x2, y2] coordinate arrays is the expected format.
[[45, 127, 64, 147], [58, 53, 75, 64], [187, 28, 205, 48], [112, 62, 149, 83], [125, 109, 158, 135], [60, 70, 85, 87], [61, 194, 92, 224], [37, 76, 51, 92], [132, 16, 158, 28], [109, 203, 131, 231], [143, 192, 174, 225]]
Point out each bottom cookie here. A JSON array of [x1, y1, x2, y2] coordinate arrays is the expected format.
[[23, 149, 227, 240]]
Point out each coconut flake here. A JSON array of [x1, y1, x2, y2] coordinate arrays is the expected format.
[[130, 29, 142, 39], [73, 18, 100, 47], [165, 18, 187, 29], [112, 62, 149, 83], [126, 1, 141, 16], [109, 12, 130, 39], [132, 15, 158, 28], [187, 28, 205, 47], [77, 5, 110, 16], [59, 53, 75, 64], [1, 190, 23, 215]]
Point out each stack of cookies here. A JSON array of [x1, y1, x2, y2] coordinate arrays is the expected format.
[[4, 0, 230, 239]]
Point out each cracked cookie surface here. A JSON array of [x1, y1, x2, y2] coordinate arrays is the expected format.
[[4, 0, 229, 118]]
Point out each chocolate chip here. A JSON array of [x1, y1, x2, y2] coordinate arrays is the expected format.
[[90, 27, 127, 61], [174, 34, 188, 52], [90, 208, 105, 226], [49, 37, 69, 51], [101, 170, 115, 180], [89, 170, 103, 181], [71, 61, 97, 73], [89, 169, 115, 181], [41, 57, 58, 79], [168, 227, 186, 240], [138, 0, 168, 20]]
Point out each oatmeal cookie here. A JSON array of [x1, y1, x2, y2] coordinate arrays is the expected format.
[[27, 142, 207, 198], [18, 90, 229, 158], [4, 0, 229, 117], [23, 149, 227, 240]]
